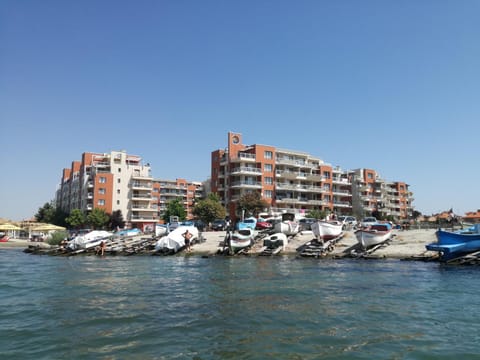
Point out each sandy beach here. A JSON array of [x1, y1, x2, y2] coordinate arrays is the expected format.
[[4, 228, 440, 259]]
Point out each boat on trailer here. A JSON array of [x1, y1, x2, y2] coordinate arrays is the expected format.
[[227, 228, 257, 254], [311, 220, 343, 242], [274, 213, 300, 236], [426, 224, 480, 260], [355, 223, 392, 249]]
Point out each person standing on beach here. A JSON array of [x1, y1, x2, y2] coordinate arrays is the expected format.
[[183, 229, 193, 252]]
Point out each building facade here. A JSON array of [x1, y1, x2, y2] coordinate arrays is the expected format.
[[56, 150, 204, 230], [211, 132, 414, 221]]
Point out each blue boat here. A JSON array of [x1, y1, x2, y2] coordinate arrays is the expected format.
[[426, 224, 480, 260], [236, 217, 257, 231]]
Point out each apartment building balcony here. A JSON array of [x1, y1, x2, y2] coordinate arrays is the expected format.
[[332, 189, 350, 196], [159, 183, 181, 189], [333, 201, 351, 208], [231, 166, 262, 175], [86, 204, 93, 210], [87, 181, 94, 188], [131, 204, 158, 211], [275, 170, 307, 180], [130, 215, 159, 222], [87, 193, 93, 199], [306, 174, 325, 181], [93, 161, 110, 168], [276, 183, 325, 193], [332, 177, 351, 185], [131, 193, 152, 201], [231, 181, 262, 189], [275, 157, 309, 167], [230, 153, 256, 162], [275, 198, 301, 204], [308, 199, 329, 206], [131, 181, 152, 190]]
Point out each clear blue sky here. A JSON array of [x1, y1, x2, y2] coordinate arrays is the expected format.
[[2, 0, 479, 220]]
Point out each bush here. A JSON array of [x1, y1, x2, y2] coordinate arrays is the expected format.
[[46, 231, 69, 246]]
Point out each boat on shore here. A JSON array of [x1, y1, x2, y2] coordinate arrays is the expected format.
[[274, 213, 300, 236], [311, 220, 343, 242], [154, 226, 198, 254], [263, 232, 289, 251], [226, 228, 257, 254], [67, 230, 113, 251], [426, 224, 480, 260], [355, 223, 392, 249]]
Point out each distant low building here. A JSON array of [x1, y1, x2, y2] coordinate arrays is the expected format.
[[463, 210, 480, 223]]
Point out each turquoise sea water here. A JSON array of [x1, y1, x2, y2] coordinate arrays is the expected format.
[[1, 249, 480, 359]]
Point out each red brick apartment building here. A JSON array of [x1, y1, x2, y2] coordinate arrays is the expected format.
[[55, 150, 203, 231], [211, 132, 413, 222]]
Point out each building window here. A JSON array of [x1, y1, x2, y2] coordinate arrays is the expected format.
[[99, 188, 106, 195], [99, 177, 106, 184], [117, 189, 120, 194], [264, 190, 272, 198], [368, 173, 374, 179], [117, 200, 120, 205], [264, 151, 273, 159], [117, 178, 121, 183], [264, 164, 272, 172], [98, 199, 105, 206], [118, 168, 121, 173], [264, 177, 273, 185]]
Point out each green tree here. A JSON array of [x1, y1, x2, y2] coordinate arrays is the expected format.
[[238, 191, 268, 217], [52, 208, 69, 227], [162, 198, 187, 223], [87, 208, 110, 230], [192, 194, 226, 225], [35, 202, 56, 223], [65, 209, 87, 229], [109, 210, 125, 230], [306, 209, 326, 220]]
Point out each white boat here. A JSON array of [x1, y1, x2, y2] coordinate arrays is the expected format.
[[155, 224, 169, 237], [67, 230, 113, 250], [311, 221, 343, 241], [263, 232, 289, 251], [274, 213, 300, 236], [228, 228, 257, 253], [154, 225, 199, 253], [355, 223, 392, 249]]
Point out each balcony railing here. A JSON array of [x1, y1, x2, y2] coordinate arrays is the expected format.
[[231, 166, 262, 175], [231, 181, 262, 188]]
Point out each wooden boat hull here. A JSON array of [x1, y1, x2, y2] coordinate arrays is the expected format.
[[274, 221, 300, 236], [311, 221, 343, 241], [426, 227, 480, 260], [354, 223, 393, 249]]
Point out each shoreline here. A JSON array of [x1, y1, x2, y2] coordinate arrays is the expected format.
[[6, 229, 440, 260]]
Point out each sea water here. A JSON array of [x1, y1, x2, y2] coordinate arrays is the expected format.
[[1, 249, 480, 359]]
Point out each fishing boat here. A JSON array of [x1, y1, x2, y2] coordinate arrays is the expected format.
[[227, 228, 257, 253], [311, 220, 343, 241], [154, 225, 199, 254], [426, 224, 480, 260], [274, 213, 300, 236], [355, 223, 392, 249], [236, 217, 257, 231]]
